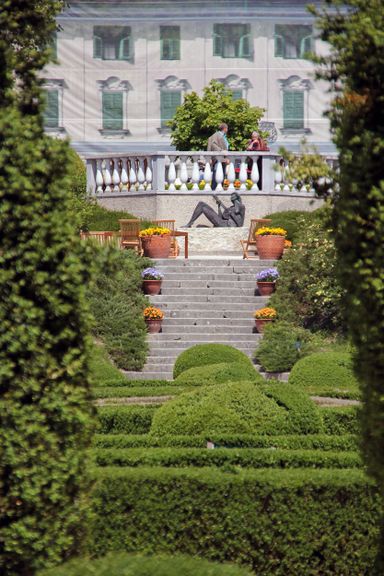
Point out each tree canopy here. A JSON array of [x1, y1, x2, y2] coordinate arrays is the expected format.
[[169, 80, 265, 151]]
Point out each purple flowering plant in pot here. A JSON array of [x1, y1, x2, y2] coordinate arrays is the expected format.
[[256, 267, 279, 296], [141, 267, 164, 295]]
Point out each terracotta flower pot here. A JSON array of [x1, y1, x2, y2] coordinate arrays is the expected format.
[[257, 281, 276, 296], [145, 319, 162, 333], [141, 235, 172, 259], [255, 318, 274, 333], [142, 279, 162, 295], [255, 235, 285, 260]]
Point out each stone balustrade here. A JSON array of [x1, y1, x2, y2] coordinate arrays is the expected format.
[[86, 151, 337, 197]]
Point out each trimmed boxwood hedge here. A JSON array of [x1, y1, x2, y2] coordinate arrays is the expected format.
[[151, 381, 323, 437], [150, 382, 289, 437], [173, 344, 253, 379], [93, 447, 361, 469], [322, 407, 360, 435], [90, 467, 380, 575], [93, 385, 190, 399], [175, 362, 263, 386], [93, 433, 358, 451], [39, 553, 251, 576], [289, 352, 359, 393], [98, 406, 158, 434], [262, 382, 323, 434]]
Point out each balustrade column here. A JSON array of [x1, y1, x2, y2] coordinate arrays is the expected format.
[[121, 159, 129, 192], [203, 162, 212, 191], [137, 160, 145, 191], [191, 156, 200, 191], [214, 160, 224, 192], [239, 160, 248, 191], [129, 159, 137, 191], [104, 159, 112, 193], [95, 159, 104, 194], [179, 158, 188, 191], [112, 158, 120, 193], [226, 160, 236, 192], [250, 158, 260, 191], [168, 158, 177, 191], [145, 159, 153, 191]]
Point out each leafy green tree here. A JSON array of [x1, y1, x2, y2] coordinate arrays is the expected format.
[[169, 80, 265, 150], [0, 2, 95, 574], [313, 1, 384, 568]]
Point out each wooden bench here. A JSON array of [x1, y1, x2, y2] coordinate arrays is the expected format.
[[240, 218, 272, 259]]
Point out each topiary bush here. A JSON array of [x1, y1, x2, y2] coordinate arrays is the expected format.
[[255, 321, 320, 372], [150, 381, 322, 437], [175, 361, 263, 386], [289, 352, 360, 395], [39, 553, 251, 576], [173, 344, 253, 379], [98, 406, 158, 435], [88, 249, 150, 370]]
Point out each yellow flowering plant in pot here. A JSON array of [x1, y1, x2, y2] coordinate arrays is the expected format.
[[255, 227, 287, 260], [143, 306, 165, 333], [139, 226, 172, 259], [253, 307, 277, 333]]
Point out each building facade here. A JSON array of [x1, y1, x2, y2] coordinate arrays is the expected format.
[[45, 0, 333, 154]]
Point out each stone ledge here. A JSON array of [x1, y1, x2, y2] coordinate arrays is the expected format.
[[178, 226, 248, 254]]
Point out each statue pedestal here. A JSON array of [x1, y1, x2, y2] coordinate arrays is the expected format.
[[179, 226, 248, 255]]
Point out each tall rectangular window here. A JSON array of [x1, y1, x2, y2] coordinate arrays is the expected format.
[[283, 91, 304, 130], [213, 24, 251, 58], [231, 89, 243, 101], [160, 91, 181, 128], [43, 90, 59, 128], [275, 25, 313, 59], [160, 26, 180, 60], [94, 26, 132, 60], [102, 92, 123, 130]]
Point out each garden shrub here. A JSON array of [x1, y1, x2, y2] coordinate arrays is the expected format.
[[94, 433, 358, 451], [0, 3, 96, 573], [88, 249, 150, 370], [98, 406, 158, 435], [262, 208, 325, 242], [150, 381, 320, 437], [322, 407, 360, 435], [173, 344, 253, 379], [255, 321, 322, 372], [175, 361, 263, 386], [39, 553, 251, 576], [90, 345, 130, 387], [87, 204, 137, 231], [269, 218, 345, 333], [289, 352, 359, 394], [262, 382, 324, 434], [93, 447, 361, 469], [93, 385, 190, 399], [90, 467, 380, 575]]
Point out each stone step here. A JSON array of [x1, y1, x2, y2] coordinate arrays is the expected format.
[[165, 309, 259, 319], [157, 288, 259, 297], [149, 333, 260, 342], [158, 325, 256, 335], [162, 280, 258, 289], [123, 371, 173, 381], [154, 258, 276, 266], [160, 273, 259, 281], [150, 295, 267, 304], [162, 317, 255, 327], [147, 344, 256, 354], [154, 264, 275, 273]]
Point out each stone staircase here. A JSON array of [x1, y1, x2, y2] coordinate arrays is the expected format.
[[124, 258, 275, 381]]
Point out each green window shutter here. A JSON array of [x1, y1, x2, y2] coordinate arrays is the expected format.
[[44, 90, 59, 128], [102, 92, 123, 130], [213, 31, 223, 56], [274, 34, 284, 57], [232, 90, 243, 101], [94, 34, 103, 58], [239, 34, 251, 58], [161, 91, 181, 128], [300, 34, 312, 58], [160, 26, 180, 60], [283, 91, 304, 130], [118, 35, 131, 60]]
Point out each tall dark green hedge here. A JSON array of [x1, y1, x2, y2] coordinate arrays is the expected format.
[[0, 2, 95, 574], [314, 4, 384, 567]]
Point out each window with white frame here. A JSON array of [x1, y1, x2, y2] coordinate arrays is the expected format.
[[279, 75, 312, 133], [156, 76, 190, 131], [160, 26, 180, 60], [213, 24, 252, 59], [274, 24, 313, 59], [43, 80, 65, 132], [93, 26, 132, 61], [97, 77, 131, 135]]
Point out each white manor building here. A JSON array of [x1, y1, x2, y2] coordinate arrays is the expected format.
[[45, 0, 334, 155]]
